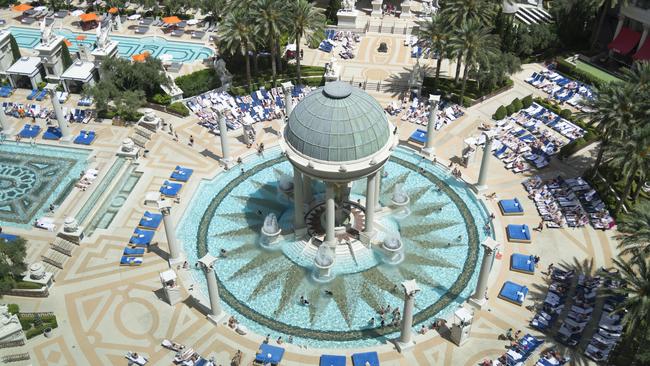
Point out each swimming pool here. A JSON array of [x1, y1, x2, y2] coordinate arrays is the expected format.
[[0, 142, 89, 227], [178, 146, 490, 348], [9, 26, 213, 63]]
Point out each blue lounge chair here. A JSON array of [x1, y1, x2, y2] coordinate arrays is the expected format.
[[160, 181, 182, 197], [352, 352, 379, 366], [73, 130, 96, 145], [409, 129, 427, 144], [510, 253, 535, 274], [42, 126, 62, 140], [129, 228, 155, 246], [498, 198, 524, 215], [320, 354, 346, 366], [123, 247, 145, 257], [19, 124, 41, 138], [255, 344, 285, 365], [26, 89, 38, 100], [170, 166, 193, 182], [493, 145, 508, 158], [506, 224, 531, 243], [120, 256, 143, 266], [139, 211, 162, 229], [34, 89, 47, 101], [0, 233, 19, 243], [498, 281, 528, 305]]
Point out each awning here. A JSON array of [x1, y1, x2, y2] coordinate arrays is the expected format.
[[608, 27, 641, 54], [12, 3, 33, 11], [79, 13, 98, 22], [633, 38, 650, 60], [162, 16, 181, 24]]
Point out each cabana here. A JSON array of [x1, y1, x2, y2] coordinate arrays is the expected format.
[[352, 352, 379, 366], [498, 281, 528, 305], [79, 13, 99, 30], [510, 253, 535, 274], [6, 57, 44, 89], [498, 198, 524, 215], [506, 224, 531, 243], [60, 60, 97, 93], [254, 344, 284, 365], [0, 233, 19, 243], [74, 130, 96, 145]]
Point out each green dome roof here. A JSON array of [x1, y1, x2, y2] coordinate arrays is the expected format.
[[285, 82, 390, 162]]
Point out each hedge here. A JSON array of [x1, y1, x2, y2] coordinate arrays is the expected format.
[[522, 94, 533, 108], [15, 281, 44, 290], [168, 102, 189, 117], [7, 304, 18, 315], [175, 69, 222, 97], [151, 93, 171, 105], [493, 105, 507, 120]]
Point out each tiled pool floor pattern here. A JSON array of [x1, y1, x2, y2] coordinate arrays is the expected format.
[[0, 143, 88, 226], [9, 26, 213, 63]]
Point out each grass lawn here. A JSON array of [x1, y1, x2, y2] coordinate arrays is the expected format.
[[575, 60, 622, 84]]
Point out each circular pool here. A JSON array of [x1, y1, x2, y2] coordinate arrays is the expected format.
[[178, 146, 491, 348]]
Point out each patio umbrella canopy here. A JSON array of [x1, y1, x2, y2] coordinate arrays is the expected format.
[[162, 16, 181, 24], [108, 7, 118, 14], [132, 52, 150, 62], [76, 35, 86, 41], [12, 3, 33, 12], [79, 13, 98, 22]]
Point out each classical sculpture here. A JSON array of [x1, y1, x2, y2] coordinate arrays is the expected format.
[[96, 20, 112, 50], [39, 18, 55, 46], [341, 0, 356, 11]]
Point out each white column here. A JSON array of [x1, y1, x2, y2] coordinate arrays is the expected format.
[[365, 173, 377, 233], [303, 175, 312, 204], [198, 254, 224, 323], [161, 207, 182, 264], [217, 112, 231, 167], [325, 183, 336, 246], [281, 81, 294, 118], [476, 134, 494, 191], [293, 166, 305, 230], [638, 25, 649, 51], [400, 0, 412, 18], [371, 0, 383, 17], [422, 95, 440, 156], [49, 88, 70, 139], [374, 169, 382, 211], [0, 105, 8, 133], [471, 241, 497, 304], [395, 279, 420, 352]]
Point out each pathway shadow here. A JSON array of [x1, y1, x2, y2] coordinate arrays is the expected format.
[[149, 244, 170, 262]]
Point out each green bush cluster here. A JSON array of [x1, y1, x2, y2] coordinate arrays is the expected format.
[[493, 105, 507, 120], [151, 93, 171, 105], [7, 304, 19, 315], [522, 94, 533, 108], [555, 58, 608, 88], [492, 97, 526, 120], [167, 102, 190, 117], [175, 69, 222, 97], [15, 281, 44, 290], [20, 314, 58, 339]]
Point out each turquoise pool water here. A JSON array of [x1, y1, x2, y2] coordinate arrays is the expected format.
[[0, 142, 89, 227], [178, 146, 490, 348], [9, 26, 213, 63]]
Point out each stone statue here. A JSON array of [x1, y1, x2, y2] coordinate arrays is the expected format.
[[39, 18, 55, 46], [96, 19, 111, 50], [342, 0, 356, 11], [213, 58, 233, 85]]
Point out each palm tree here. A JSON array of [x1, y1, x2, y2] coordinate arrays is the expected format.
[[254, 0, 289, 86], [605, 125, 649, 215], [417, 13, 450, 90], [603, 255, 650, 336], [450, 20, 500, 103], [616, 201, 650, 255], [218, 8, 257, 91], [289, 0, 325, 85], [579, 82, 640, 177]]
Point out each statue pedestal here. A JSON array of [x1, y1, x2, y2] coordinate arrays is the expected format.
[[371, 0, 383, 17], [337, 9, 359, 29], [400, 1, 413, 18]]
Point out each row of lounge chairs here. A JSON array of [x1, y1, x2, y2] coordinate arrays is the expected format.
[[78, 96, 93, 106], [76, 168, 99, 190], [398, 96, 464, 128], [526, 69, 596, 112], [555, 273, 599, 347], [318, 30, 361, 58], [0, 85, 15, 98], [3, 102, 51, 120], [530, 267, 574, 333], [521, 103, 585, 141], [26, 89, 49, 101], [584, 290, 626, 363]]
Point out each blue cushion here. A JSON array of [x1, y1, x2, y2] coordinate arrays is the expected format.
[[506, 224, 531, 242], [120, 256, 143, 265], [320, 355, 346, 366], [499, 281, 528, 305], [123, 247, 145, 256], [170, 166, 193, 182], [255, 344, 285, 364], [510, 253, 535, 274], [0, 233, 19, 242], [352, 352, 379, 366], [19, 124, 41, 138], [42, 127, 62, 140], [139, 211, 162, 229], [129, 228, 155, 246], [160, 180, 182, 196], [409, 129, 427, 144], [499, 198, 524, 214]]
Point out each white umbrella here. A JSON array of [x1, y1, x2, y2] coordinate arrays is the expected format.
[[34, 6, 47, 11], [71, 9, 85, 16], [159, 54, 173, 62], [285, 43, 296, 52], [186, 19, 199, 25], [127, 14, 141, 20]]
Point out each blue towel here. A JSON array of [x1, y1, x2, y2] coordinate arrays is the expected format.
[[120, 256, 143, 265]]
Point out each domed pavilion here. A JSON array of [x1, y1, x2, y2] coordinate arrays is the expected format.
[[279, 81, 399, 247]]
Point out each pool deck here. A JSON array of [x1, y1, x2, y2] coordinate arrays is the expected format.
[[0, 27, 614, 366]]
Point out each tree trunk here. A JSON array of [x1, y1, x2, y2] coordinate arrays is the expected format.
[[591, 135, 609, 178], [590, 0, 611, 50], [459, 59, 470, 104], [245, 49, 252, 92], [616, 166, 636, 215], [632, 176, 645, 202], [270, 37, 277, 86], [296, 34, 302, 85], [434, 56, 443, 91], [253, 52, 259, 75], [276, 38, 283, 74], [454, 51, 463, 83]]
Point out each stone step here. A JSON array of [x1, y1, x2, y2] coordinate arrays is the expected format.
[[130, 134, 149, 148], [41, 263, 60, 278], [41, 250, 68, 269], [134, 125, 154, 139]]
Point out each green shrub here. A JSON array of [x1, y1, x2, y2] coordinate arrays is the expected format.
[[25, 327, 44, 339], [556, 58, 575, 74], [522, 94, 533, 108], [151, 93, 171, 105], [15, 281, 43, 290], [175, 69, 221, 97], [559, 108, 572, 119], [511, 97, 523, 112], [167, 102, 190, 117], [493, 105, 507, 120], [37, 82, 46, 90], [7, 304, 19, 315], [505, 103, 515, 116]]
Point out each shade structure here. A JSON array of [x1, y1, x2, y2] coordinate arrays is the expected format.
[[634, 38, 650, 60], [608, 27, 641, 54], [162, 16, 181, 24], [12, 3, 33, 11], [132, 52, 150, 62], [75, 35, 86, 41], [79, 13, 98, 22], [108, 7, 118, 14]]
